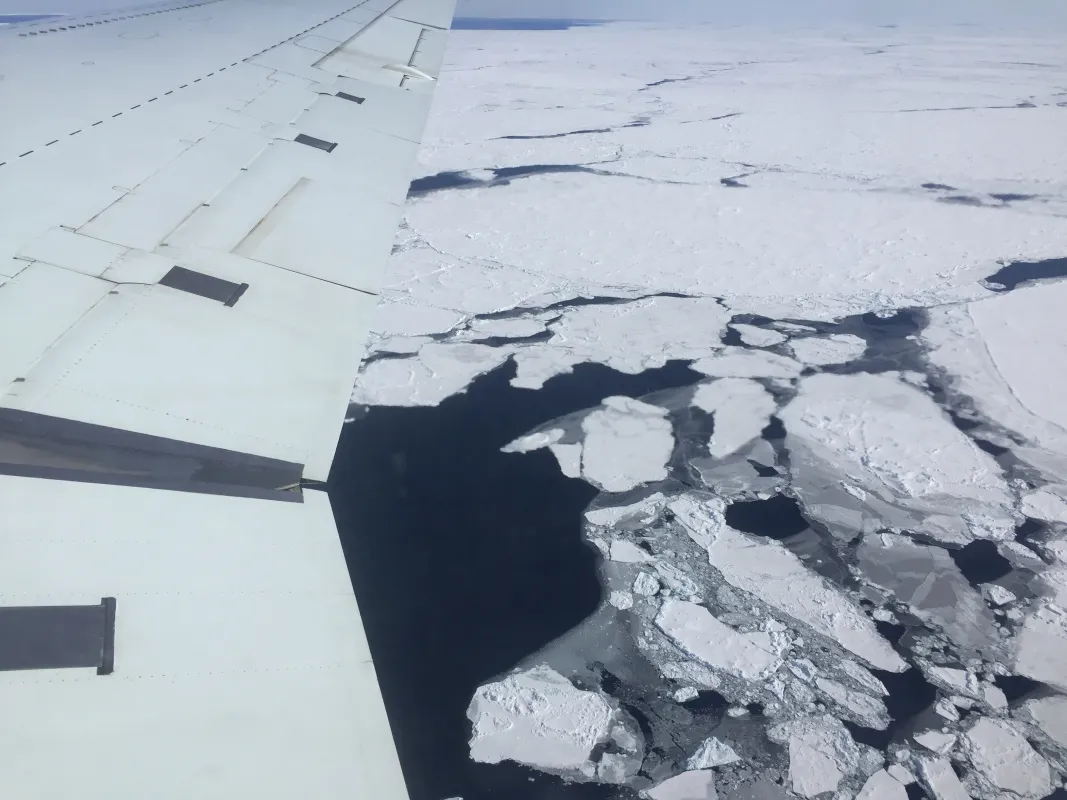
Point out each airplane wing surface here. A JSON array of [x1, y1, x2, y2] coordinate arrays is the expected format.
[[0, 1, 455, 797]]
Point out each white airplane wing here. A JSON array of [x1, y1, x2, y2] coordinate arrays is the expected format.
[[0, 1, 455, 797]]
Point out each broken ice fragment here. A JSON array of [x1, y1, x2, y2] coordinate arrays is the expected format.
[[982, 684, 1007, 709], [788, 334, 867, 366], [503, 428, 565, 453], [934, 697, 961, 721], [687, 737, 741, 769], [962, 717, 1052, 798], [633, 571, 661, 596], [646, 769, 718, 800], [585, 493, 665, 527], [856, 770, 907, 800], [1021, 489, 1067, 523], [656, 600, 782, 681], [841, 660, 889, 696], [730, 324, 787, 347], [691, 379, 777, 459], [815, 678, 890, 729], [769, 715, 860, 798], [918, 756, 969, 800], [581, 397, 675, 492], [549, 442, 582, 478], [886, 764, 915, 785], [1014, 600, 1067, 692], [914, 730, 957, 754], [670, 495, 906, 671], [610, 591, 635, 610], [691, 348, 801, 380], [1024, 695, 1067, 749], [925, 666, 981, 699], [466, 665, 642, 783], [981, 584, 1016, 606], [673, 686, 700, 703], [610, 540, 654, 563]]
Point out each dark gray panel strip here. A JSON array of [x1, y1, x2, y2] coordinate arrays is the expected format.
[[0, 408, 303, 501], [335, 91, 365, 104], [159, 265, 249, 306], [294, 133, 338, 153], [0, 599, 115, 673]]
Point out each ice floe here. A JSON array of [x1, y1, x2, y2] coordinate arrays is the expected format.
[[691, 379, 777, 459], [962, 717, 1052, 798], [646, 769, 717, 800], [656, 600, 782, 682], [856, 770, 908, 800], [466, 665, 643, 783], [729, 324, 786, 348], [787, 334, 867, 366], [686, 737, 741, 769], [768, 715, 863, 798]]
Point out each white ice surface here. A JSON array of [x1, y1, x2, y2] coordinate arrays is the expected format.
[[788, 334, 867, 366], [781, 372, 1016, 544], [918, 757, 970, 800], [670, 495, 906, 671], [1022, 489, 1067, 523], [633, 571, 661, 597], [1014, 600, 1067, 692], [1024, 695, 1067, 750], [580, 397, 675, 492], [815, 678, 889, 729], [687, 738, 741, 770], [351, 343, 513, 407], [857, 770, 907, 800], [655, 600, 782, 682], [962, 717, 1052, 798], [584, 493, 665, 527], [646, 769, 718, 800], [730, 324, 787, 348], [467, 665, 624, 777], [770, 716, 860, 798], [609, 540, 654, 563], [692, 348, 801, 380], [691, 379, 777, 459], [914, 731, 957, 755]]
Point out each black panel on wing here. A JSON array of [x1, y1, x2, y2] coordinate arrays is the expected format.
[[159, 266, 249, 306], [0, 598, 116, 675]]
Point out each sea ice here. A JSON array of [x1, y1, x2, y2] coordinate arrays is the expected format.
[[646, 769, 718, 800], [918, 756, 970, 800], [581, 397, 675, 492], [1021, 489, 1067, 524], [1014, 600, 1067, 692], [914, 731, 957, 754], [351, 342, 512, 407], [962, 717, 1052, 798], [730, 324, 787, 348], [466, 665, 642, 783], [1024, 695, 1067, 750], [691, 348, 801, 380], [856, 770, 907, 800], [815, 678, 890, 729], [691, 379, 777, 459], [769, 715, 860, 798], [670, 495, 906, 671], [655, 599, 782, 682], [687, 737, 741, 769], [782, 373, 1016, 545], [788, 334, 867, 366]]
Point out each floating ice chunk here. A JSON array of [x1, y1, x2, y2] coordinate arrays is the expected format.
[[1014, 600, 1067, 692], [467, 317, 548, 340], [467, 665, 641, 783], [782, 373, 1016, 545], [999, 540, 1046, 570], [887, 765, 915, 785], [656, 600, 782, 682], [610, 540, 654, 563], [926, 666, 981, 699], [769, 715, 860, 798], [788, 659, 819, 683], [857, 770, 907, 800], [691, 379, 777, 459], [788, 334, 867, 366], [981, 688, 1007, 713], [914, 731, 957, 754], [352, 343, 513, 407], [371, 334, 434, 355], [962, 717, 1052, 798], [692, 348, 801, 380], [669, 495, 906, 671], [662, 659, 722, 690], [581, 397, 675, 492], [610, 591, 635, 610], [503, 428, 565, 453], [673, 686, 700, 703], [981, 584, 1016, 606], [730, 324, 787, 347], [918, 756, 969, 800], [934, 698, 961, 721], [548, 442, 582, 478], [585, 493, 665, 527], [1021, 489, 1067, 523], [816, 678, 890, 729], [646, 769, 718, 800], [1024, 695, 1067, 749], [841, 660, 889, 696], [859, 534, 996, 651], [687, 737, 741, 769], [633, 572, 661, 596]]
